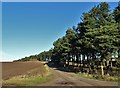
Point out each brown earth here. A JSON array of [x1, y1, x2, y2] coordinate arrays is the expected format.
[[2, 61, 45, 80]]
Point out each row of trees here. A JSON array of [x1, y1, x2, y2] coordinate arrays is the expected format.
[[18, 2, 120, 76]]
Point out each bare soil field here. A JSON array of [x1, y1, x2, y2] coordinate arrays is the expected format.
[[2, 61, 45, 80]]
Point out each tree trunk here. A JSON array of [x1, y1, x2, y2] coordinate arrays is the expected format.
[[110, 58, 113, 68], [72, 54, 74, 66], [106, 60, 109, 67], [76, 53, 79, 67], [118, 49, 120, 58], [68, 54, 70, 67], [82, 54, 85, 67], [80, 55, 82, 67]]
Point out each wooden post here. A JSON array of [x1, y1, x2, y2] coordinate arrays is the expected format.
[[101, 65, 104, 76]]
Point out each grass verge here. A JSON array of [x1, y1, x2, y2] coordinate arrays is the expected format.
[[75, 72, 118, 82], [3, 74, 52, 86]]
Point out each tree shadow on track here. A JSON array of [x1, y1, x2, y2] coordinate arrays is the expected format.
[[46, 61, 81, 73]]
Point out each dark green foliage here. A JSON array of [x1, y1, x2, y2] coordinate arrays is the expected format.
[[114, 3, 120, 23], [114, 3, 120, 58]]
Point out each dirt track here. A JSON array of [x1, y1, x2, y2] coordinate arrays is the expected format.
[[2, 61, 45, 80], [38, 67, 118, 86]]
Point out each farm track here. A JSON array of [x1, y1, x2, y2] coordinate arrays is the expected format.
[[38, 67, 118, 86]]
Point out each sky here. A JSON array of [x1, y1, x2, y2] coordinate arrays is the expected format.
[[2, 0, 120, 2], [1, 2, 118, 61]]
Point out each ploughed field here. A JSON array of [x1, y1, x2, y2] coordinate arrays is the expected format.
[[2, 61, 45, 80]]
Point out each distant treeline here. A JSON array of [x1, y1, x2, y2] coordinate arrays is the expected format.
[[17, 2, 120, 76], [17, 50, 52, 61]]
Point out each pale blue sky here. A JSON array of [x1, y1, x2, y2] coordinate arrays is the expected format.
[[0, 2, 2, 62], [2, 2, 118, 61]]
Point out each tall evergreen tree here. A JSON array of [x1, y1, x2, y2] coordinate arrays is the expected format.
[[114, 3, 120, 58]]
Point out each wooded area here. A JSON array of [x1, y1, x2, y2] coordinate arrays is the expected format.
[[18, 2, 120, 77]]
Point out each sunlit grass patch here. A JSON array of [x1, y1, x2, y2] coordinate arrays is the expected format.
[[75, 72, 118, 82], [3, 74, 52, 86]]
